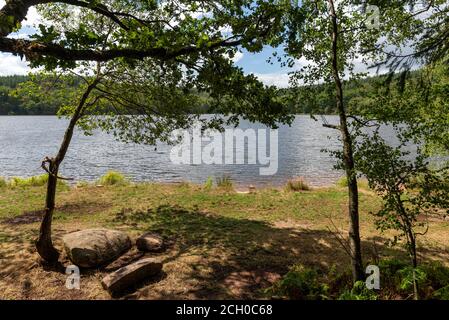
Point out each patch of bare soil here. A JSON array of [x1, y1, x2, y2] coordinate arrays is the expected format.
[[3, 210, 44, 225], [417, 213, 449, 223], [2, 201, 111, 225], [223, 270, 281, 299]]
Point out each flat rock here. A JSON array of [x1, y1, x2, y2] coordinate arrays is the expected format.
[[103, 248, 145, 272], [63, 229, 131, 268], [136, 232, 164, 252], [101, 257, 163, 295]]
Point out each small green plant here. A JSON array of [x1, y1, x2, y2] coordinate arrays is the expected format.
[[336, 176, 369, 189], [422, 262, 449, 289], [28, 174, 49, 186], [216, 175, 233, 190], [0, 177, 7, 188], [397, 267, 427, 293], [336, 176, 348, 187], [9, 174, 50, 187], [339, 281, 378, 300], [266, 265, 328, 300], [285, 177, 310, 191], [98, 171, 128, 186], [377, 259, 449, 299], [204, 176, 214, 190], [433, 285, 449, 300]]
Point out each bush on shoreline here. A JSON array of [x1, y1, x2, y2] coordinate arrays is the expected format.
[[98, 171, 129, 186], [286, 177, 310, 191], [1, 174, 67, 188]]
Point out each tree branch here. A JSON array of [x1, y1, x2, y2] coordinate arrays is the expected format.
[[0, 37, 243, 62]]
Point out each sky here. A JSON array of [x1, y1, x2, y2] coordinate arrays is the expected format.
[[0, 1, 391, 88]]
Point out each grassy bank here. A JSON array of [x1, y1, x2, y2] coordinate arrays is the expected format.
[[0, 180, 448, 299]]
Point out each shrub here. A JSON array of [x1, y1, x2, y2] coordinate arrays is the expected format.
[[397, 267, 428, 292], [336, 176, 348, 187], [267, 265, 328, 300], [286, 177, 310, 191], [98, 171, 128, 186], [204, 176, 214, 190], [216, 175, 233, 190], [421, 262, 449, 289], [9, 174, 49, 187], [433, 285, 449, 300], [379, 259, 409, 282], [336, 176, 369, 189], [339, 281, 378, 300], [0, 177, 7, 188], [378, 259, 449, 299], [28, 174, 49, 186]]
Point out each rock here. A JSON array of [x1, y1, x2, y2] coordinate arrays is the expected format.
[[104, 248, 145, 272], [63, 229, 131, 268], [101, 258, 163, 295], [136, 232, 164, 252]]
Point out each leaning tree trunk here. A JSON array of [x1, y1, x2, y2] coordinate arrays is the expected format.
[[36, 80, 99, 262], [328, 0, 364, 282]]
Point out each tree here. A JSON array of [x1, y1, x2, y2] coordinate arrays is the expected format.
[[284, 0, 385, 282], [38, 69, 103, 262], [347, 54, 449, 299], [0, 0, 285, 65], [7, 0, 293, 263], [366, 0, 449, 70], [353, 117, 449, 300]]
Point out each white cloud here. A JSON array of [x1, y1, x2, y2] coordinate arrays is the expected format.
[[253, 71, 290, 88], [232, 51, 244, 63], [23, 7, 42, 26], [0, 54, 30, 76]]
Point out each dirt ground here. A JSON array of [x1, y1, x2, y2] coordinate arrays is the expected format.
[[1, 183, 448, 300]]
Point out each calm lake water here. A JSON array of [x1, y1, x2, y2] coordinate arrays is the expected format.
[[1, 115, 348, 187]]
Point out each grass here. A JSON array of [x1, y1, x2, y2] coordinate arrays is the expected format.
[[336, 176, 370, 190], [0, 177, 7, 188], [285, 177, 310, 191], [0, 175, 68, 189], [0, 181, 448, 300], [11, 174, 49, 187], [98, 171, 128, 186], [204, 176, 214, 191], [215, 175, 233, 190]]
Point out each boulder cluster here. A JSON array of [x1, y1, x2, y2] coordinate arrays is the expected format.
[[62, 229, 166, 296]]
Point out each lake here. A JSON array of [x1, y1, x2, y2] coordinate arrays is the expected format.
[[0, 115, 348, 187]]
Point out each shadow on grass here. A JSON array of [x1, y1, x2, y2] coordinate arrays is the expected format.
[[1, 203, 441, 300], [114, 204, 407, 299]]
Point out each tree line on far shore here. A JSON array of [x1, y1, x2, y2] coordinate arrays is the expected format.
[[0, 70, 426, 116]]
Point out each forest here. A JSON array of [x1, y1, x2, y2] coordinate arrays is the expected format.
[[0, 69, 429, 115]]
